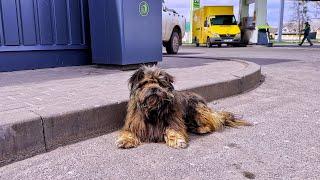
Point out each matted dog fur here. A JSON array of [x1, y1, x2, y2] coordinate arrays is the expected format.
[[116, 66, 251, 149]]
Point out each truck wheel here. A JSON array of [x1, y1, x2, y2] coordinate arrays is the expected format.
[[241, 38, 249, 47], [240, 41, 248, 47], [218, 44, 222, 47], [195, 37, 200, 47], [232, 43, 240, 47], [166, 32, 180, 54], [206, 38, 212, 48]]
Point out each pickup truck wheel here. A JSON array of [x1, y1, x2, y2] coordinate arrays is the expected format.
[[166, 32, 180, 54], [206, 38, 212, 48]]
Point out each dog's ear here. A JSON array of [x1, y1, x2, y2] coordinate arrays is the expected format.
[[129, 67, 145, 90], [163, 72, 174, 84], [160, 71, 175, 90]]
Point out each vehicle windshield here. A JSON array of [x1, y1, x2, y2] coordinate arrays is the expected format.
[[210, 15, 237, 25]]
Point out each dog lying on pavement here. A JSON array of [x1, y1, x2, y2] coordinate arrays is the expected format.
[[116, 66, 251, 149]]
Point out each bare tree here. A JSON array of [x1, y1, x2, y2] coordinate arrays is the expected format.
[[316, 2, 320, 16], [310, 1, 320, 17], [290, 0, 310, 41]]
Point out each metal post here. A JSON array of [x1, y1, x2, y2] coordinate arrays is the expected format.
[[239, 0, 249, 21], [298, 2, 301, 42], [277, 0, 285, 42], [189, 0, 194, 44]]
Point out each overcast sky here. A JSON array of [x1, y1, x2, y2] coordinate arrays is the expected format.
[[164, 0, 319, 27]]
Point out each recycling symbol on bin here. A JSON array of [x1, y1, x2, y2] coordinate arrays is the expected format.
[[139, 1, 149, 16]]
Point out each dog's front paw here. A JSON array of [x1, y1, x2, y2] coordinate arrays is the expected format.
[[116, 131, 140, 149], [165, 129, 188, 149], [116, 138, 139, 149]]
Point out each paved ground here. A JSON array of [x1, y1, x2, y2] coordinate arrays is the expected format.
[[0, 53, 260, 166], [1, 45, 319, 179]]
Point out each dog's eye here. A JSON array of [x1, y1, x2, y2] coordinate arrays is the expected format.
[[137, 81, 148, 89], [158, 80, 174, 90], [158, 81, 166, 87]]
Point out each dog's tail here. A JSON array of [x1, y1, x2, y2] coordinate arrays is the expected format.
[[195, 104, 252, 133], [213, 111, 253, 128]]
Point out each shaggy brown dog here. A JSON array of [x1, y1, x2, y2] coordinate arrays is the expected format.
[[116, 66, 251, 149]]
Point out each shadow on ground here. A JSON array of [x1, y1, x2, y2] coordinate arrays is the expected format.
[[223, 57, 299, 66], [272, 44, 320, 48], [0, 55, 285, 87], [167, 56, 299, 66], [160, 57, 223, 69], [0, 56, 225, 87], [163, 52, 203, 56]]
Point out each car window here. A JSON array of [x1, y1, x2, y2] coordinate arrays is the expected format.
[[210, 15, 237, 25]]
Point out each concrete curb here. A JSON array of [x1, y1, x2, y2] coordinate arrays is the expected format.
[[180, 60, 261, 102], [0, 110, 46, 166], [0, 60, 261, 167]]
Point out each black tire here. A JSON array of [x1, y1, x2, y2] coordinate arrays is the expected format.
[[232, 43, 240, 47], [242, 38, 249, 46], [162, 42, 167, 47], [240, 43, 248, 47], [195, 37, 200, 47], [166, 31, 180, 54], [218, 44, 222, 47], [206, 37, 212, 48]]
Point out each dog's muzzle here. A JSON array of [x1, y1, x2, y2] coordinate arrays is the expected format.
[[139, 88, 173, 112]]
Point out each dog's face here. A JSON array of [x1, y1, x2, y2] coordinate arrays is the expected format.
[[129, 66, 175, 119]]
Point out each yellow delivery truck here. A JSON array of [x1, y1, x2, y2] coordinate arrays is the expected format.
[[193, 6, 242, 47]]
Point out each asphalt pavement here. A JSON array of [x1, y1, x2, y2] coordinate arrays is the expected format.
[[0, 45, 319, 180]]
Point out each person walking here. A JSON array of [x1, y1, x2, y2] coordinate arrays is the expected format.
[[299, 22, 313, 46]]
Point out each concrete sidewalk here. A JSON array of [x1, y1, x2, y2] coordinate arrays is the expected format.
[[0, 56, 261, 166]]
